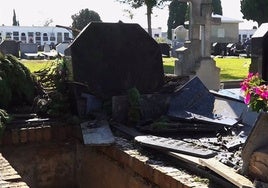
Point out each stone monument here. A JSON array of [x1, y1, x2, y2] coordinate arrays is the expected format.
[[69, 22, 164, 99], [250, 23, 268, 81], [171, 25, 188, 57], [174, 0, 221, 90]]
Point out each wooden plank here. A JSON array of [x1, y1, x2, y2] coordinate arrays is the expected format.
[[168, 152, 204, 166], [169, 151, 254, 187], [199, 158, 254, 188]]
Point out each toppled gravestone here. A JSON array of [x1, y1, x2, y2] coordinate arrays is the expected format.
[[167, 76, 241, 126], [69, 22, 164, 99]]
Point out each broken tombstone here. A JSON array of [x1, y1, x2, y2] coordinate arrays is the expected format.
[[167, 76, 240, 127], [69, 22, 164, 99]]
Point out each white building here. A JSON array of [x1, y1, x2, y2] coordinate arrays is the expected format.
[[0, 26, 73, 46], [239, 29, 257, 43]]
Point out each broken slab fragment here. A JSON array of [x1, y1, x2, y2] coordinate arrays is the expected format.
[[135, 135, 217, 158], [69, 22, 164, 99], [81, 120, 115, 146], [167, 76, 239, 126]]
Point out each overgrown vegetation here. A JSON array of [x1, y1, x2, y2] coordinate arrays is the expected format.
[[0, 53, 37, 108], [33, 57, 74, 118], [127, 87, 141, 125], [0, 52, 37, 137], [0, 109, 10, 137], [0, 54, 80, 138]]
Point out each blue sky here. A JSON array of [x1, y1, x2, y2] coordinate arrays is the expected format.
[[0, 0, 257, 31]]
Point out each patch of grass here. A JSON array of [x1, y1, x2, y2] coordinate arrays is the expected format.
[[21, 59, 54, 73], [22, 57, 251, 82], [214, 57, 250, 81], [163, 57, 176, 74], [162, 56, 250, 81]]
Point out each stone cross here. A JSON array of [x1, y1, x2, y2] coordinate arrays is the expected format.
[[175, 0, 221, 90], [178, 0, 220, 58]]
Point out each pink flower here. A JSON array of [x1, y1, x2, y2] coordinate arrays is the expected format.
[[240, 73, 267, 112], [244, 93, 251, 104], [255, 85, 268, 100]]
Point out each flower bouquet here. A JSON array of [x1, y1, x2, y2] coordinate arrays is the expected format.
[[240, 73, 268, 112]]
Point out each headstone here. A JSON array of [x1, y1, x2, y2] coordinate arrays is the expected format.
[[56, 42, 70, 55], [69, 22, 164, 99], [174, 25, 188, 42], [250, 23, 268, 81], [43, 43, 50, 52], [171, 25, 188, 57], [19, 43, 38, 59], [0, 40, 19, 57]]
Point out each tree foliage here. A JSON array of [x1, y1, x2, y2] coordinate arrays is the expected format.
[[241, 0, 268, 26], [71, 8, 102, 33], [12, 9, 19, 26], [212, 0, 222, 15], [116, 0, 167, 36], [167, 0, 187, 39]]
